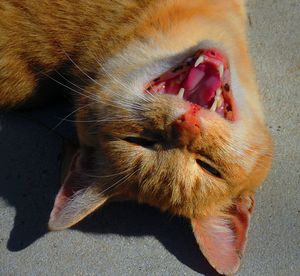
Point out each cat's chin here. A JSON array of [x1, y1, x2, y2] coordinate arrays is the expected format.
[[145, 48, 237, 121]]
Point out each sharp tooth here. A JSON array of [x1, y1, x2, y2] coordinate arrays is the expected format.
[[218, 64, 224, 78], [217, 97, 223, 108], [194, 55, 204, 67], [210, 89, 222, 112], [210, 98, 218, 112], [216, 88, 222, 97], [177, 88, 185, 98]]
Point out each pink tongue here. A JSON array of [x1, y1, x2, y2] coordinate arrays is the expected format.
[[183, 65, 221, 108], [162, 62, 221, 108], [188, 75, 220, 107], [184, 67, 205, 90]]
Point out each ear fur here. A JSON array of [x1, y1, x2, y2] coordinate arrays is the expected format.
[[191, 195, 254, 275], [48, 150, 108, 231]]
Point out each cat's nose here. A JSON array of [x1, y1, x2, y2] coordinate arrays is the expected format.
[[171, 105, 201, 146]]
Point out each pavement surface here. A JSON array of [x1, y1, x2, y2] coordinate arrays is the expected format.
[[0, 0, 299, 275]]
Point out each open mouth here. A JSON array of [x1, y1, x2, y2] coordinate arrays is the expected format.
[[145, 48, 236, 121]]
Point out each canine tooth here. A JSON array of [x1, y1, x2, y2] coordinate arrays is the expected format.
[[210, 98, 218, 112], [218, 64, 224, 78], [177, 88, 185, 98], [216, 88, 222, 97], [194, 55, 204, 67], [217, 97, 223, 108]]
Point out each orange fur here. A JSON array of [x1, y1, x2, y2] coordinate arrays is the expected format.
[[0, 1, 273, 274]]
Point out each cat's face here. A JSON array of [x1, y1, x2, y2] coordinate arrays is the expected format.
[[83, 47, 272, 219], [75, 0, 272, 217], [49, 1, 272, 274]]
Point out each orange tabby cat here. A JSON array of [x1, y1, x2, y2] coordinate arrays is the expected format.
[[0, 0, 273, 274]]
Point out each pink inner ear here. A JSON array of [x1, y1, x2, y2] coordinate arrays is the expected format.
[[231, 195, 254, 254], [50, 152, 82, 217], [49, 149, 110, 231], [191, 195, 254, 275]]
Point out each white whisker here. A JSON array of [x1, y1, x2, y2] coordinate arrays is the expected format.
[[96, 168, 141, 197], [53, 102, 95, 129]]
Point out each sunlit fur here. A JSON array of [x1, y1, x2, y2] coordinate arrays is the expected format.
[[0, 0, 273, 269]]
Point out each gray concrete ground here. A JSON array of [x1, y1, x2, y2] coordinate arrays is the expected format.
[[0, 0, 299, 275]]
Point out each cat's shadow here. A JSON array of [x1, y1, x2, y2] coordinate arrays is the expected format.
[[1, 174, 219, 276], [0, 98, 220, 276], [1, 180, 219, 275], [74, 201, 220, 275]]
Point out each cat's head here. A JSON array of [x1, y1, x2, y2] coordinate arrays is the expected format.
[[49, 1, 273, 274]]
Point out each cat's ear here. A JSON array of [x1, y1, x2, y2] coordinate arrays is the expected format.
[[191, 195, 254, 275], [48, 150, 108, 231]]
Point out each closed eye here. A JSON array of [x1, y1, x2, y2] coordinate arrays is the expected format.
[[123, 137, 157, 148], [196, 159, 222, 178]]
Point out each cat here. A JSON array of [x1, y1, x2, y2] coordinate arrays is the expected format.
[[0, 0, 273, 274]]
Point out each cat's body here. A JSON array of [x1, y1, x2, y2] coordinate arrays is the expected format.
[[0, 1, 273, 274], [0, 0, 143, 107]]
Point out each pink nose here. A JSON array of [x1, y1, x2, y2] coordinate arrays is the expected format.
[[172, 105, 201, 145]]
